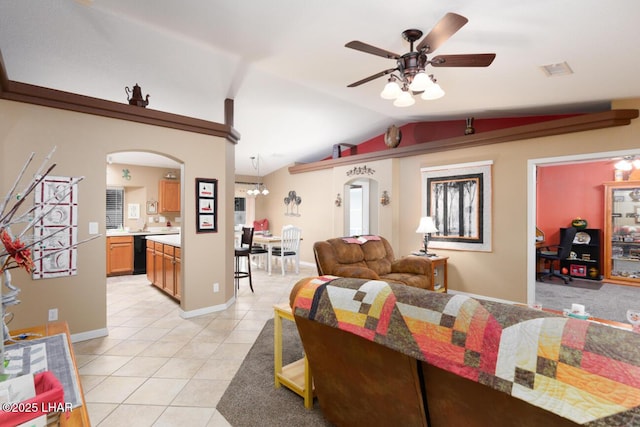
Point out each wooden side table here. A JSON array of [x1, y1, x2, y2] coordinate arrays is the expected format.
[[273, 303, 314, 409], [429, 256, 448, 293], [8, 321, 90, 426], [412, 254, 449, 293]]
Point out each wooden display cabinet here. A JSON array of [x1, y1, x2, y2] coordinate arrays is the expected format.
[[106, 235, 133, 276], [158, 180, 180, 212], [604, 181, 640, 286]]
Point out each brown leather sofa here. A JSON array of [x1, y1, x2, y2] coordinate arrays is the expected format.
[[313, 235, 433, 289], [290, 276, 640, 427]]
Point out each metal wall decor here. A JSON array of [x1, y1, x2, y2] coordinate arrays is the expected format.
[[195, 178, 218, 233], [384, 125, 402, 148], [32, 176, 79, 279], [465, 117, 475, 135], [335, 193, 342, 207], [380, 190, 390, 206], [346, 165, 375, 177], [284, 190, 302, 216]]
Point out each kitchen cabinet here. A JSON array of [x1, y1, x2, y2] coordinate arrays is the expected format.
[[158, 180, 180, 212], [154, 242, 164, 290], [604, 181, 640, 286], [174, 247, 181, 300], [107, 236, 133, 276], [146, 239, 155, 283], [148, 240, 181, 301], [163, 244, 176, 295]]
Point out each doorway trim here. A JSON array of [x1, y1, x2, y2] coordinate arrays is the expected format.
[[527, 148, 640, 304]]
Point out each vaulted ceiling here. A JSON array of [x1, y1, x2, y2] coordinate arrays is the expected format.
[[2, 1, 639, 175]]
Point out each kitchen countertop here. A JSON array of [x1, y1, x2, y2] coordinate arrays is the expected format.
[[106, 227, 181, 237], [146, 234, 181, 247]]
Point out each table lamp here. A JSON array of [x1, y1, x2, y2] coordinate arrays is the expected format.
[[416, 216, 438, 256]]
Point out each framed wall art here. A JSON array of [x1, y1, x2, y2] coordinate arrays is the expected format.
[[32, 175, 79, 279], [196, 178, 218, 233], [146, 200, 158, 215], [421, 160, 493, 252]]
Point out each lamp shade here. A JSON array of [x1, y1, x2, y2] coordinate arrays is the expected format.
[[421, 83, 445, 100], [416, 216, 438, 233], [393, 90, 415, 107], [409, 71, 430, 92], [380, 80, 402, 99]]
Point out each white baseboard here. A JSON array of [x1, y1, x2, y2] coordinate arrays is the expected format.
[[179, 297, 236, 319], [70, 327, 108, 343]]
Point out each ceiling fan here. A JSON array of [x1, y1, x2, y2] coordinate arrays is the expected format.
[[345, 12, 496, 106]]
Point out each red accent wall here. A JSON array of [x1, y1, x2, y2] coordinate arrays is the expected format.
[[327, 115, 579, 158], [536, 161, 612, 244]]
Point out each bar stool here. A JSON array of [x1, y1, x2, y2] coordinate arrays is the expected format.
[[235, 227, 254, 292]]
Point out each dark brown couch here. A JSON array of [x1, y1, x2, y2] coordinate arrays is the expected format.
[[313, 235, 433, 289], [290, 276, 640, 427]]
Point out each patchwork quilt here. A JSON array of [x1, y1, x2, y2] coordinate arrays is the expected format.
[[292, 276, 640, 426]]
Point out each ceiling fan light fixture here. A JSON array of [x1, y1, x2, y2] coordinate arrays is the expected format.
[[380, 78, 402, 99], [393, 89, 415, 107], [409, 71, 430, 92], [421, 82, 445, 100]]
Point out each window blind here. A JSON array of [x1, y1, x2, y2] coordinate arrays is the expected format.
[[106, 188, 124, 229]]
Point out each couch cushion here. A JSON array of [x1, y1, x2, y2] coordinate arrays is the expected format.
[[327, 238, 365, 264], [381, 273, 429, 289], [360, 238, 394, 275]]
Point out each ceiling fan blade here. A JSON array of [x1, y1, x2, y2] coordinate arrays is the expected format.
[[417, 12, 468, 53], [345, 41, 401, 60], [430, 53, 496, 67], [347, 68, 398, 87]]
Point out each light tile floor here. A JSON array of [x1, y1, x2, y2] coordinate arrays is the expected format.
[[74, 262, 316, 426]]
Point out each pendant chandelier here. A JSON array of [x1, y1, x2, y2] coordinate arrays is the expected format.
[[246, 155, 269, 196]]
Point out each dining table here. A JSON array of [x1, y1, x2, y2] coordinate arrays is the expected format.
[[253, 234, 302, 275]]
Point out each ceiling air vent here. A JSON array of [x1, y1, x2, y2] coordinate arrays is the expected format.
[[540, 61, 573, 77]]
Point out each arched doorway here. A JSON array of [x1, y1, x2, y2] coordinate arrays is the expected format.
[[344, 177, 379, 236]]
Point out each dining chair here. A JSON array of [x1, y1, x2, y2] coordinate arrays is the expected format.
[[271, 225, 301, 275], [235, 226, 254, 292], [250, 243, 268, 270]]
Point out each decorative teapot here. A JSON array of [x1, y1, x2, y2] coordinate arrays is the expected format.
[[125, 83, 149, 107]]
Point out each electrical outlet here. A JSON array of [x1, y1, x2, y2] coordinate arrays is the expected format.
[[213, 283, 219, 293], [48, 308, 58, 322]]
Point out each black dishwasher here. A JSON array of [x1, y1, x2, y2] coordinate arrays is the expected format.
[[133, 235, 147, 275]]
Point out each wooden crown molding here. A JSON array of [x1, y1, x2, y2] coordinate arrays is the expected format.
[[0, 50, 240, 144], [288, 109, 639, 174]]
